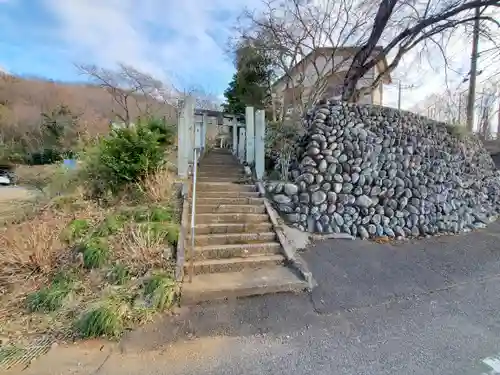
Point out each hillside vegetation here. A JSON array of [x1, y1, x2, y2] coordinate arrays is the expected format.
[[0, 66, 181, 369], [0, 67, 177, 165]]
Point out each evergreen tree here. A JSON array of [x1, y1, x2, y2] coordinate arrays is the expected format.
[[223, 40, 273, 115]]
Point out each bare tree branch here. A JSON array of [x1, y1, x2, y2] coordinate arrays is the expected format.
[[342, 0, 500, 100], [76, 64, 176, 125]]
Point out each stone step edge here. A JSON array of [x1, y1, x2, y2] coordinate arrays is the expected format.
[[192, 222, 273, 230], [196, 181, 254, 186], [188, 189, 263, 195], [194, 213, 269, 218], [181, 278, 307, 304], [193, 197, 265, 201], [189, 204, 266, 208], [189, 238, 280, 248], [183, 254, 285, 268]]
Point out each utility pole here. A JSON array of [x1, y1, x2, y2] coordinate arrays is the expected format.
[[466, 6, 481, 132], [396, 80, 414, 110]]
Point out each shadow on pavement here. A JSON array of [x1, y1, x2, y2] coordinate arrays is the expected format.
[[303, 221, 500, 314], [122, 221, 500, 352]]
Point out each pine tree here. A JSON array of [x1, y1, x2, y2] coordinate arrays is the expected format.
[[223, 41, 273, 115]]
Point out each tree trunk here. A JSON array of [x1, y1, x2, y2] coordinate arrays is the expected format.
[[342, 0, 398, 101]]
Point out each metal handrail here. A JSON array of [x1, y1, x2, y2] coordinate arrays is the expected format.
[[188, 147, 200, 283]]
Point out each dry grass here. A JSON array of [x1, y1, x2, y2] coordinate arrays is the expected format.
[[0, 199, 104, 298], [138, 163, 177, 203], [14, 164, 59, 188], [0, 163, 179, 352]]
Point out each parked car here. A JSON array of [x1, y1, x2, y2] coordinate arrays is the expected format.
[[0, 165, 15, 185]]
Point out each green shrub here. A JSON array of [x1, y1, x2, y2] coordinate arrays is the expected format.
[[83, 124, 165, 197], [143, 118, 176, 146], [80, 238, 109, 269], [143, 272, 176, 311]]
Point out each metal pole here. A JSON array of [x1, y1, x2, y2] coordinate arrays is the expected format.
[[189, 147, 198, 283]]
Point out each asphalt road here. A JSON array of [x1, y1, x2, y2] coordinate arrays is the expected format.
[[20, 222, 500, 375]]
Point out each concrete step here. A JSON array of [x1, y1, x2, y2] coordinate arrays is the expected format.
[[199, 158, 241, 167], [184, 254, 285, 275], [197, 182, 257, 192], [197, 177, 245, 183], [199, 166, 242, 172], [187, 241, 281, 260], [198, 172, 244, 178], [181, 266, 307, 304], [200, 161, 239, 165], [195, 197, 265, 205], [194, 204, 266, 214], [194, 222, 273, 235], [191, 232, 277, 246], [195, 213, 270, 224], [196, 191, 260, 198], [198, 170, 244, 175]]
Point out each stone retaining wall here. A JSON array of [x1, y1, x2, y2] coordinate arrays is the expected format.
[[266, 100, 500, 239]]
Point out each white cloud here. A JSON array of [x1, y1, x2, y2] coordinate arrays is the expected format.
[[41, 0, 499, 110], [43, 0, 260, 93]]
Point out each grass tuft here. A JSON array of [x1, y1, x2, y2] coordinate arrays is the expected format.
[[80, 237, 109, 269], [107, 264, 131, 285], [26, 273, 74, 313], [95, 214, 125, 237], [133, 205, 174, 223], [62, 218, 90, 243], [74, 301, 127, 338], [143, 272, 177, 311]]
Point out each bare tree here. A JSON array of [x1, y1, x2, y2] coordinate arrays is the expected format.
[[236, 0, 500, 113], [184, 85, 221, 111], [235, 0, 373, 118], [414, 87, 468, 124], [77, 63, 176, 125], [478, 86, 498, 139], [341, 0, 500, 101]]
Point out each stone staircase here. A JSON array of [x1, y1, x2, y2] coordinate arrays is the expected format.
[[181, 148, 307, 304]]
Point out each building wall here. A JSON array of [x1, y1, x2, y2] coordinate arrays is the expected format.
[[372, 82, 382, 105], [274, 50, 383, 109]]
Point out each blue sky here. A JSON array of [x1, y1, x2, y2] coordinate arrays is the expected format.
[[0, 0, 498, 111], [0, 0, 258, 97]]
